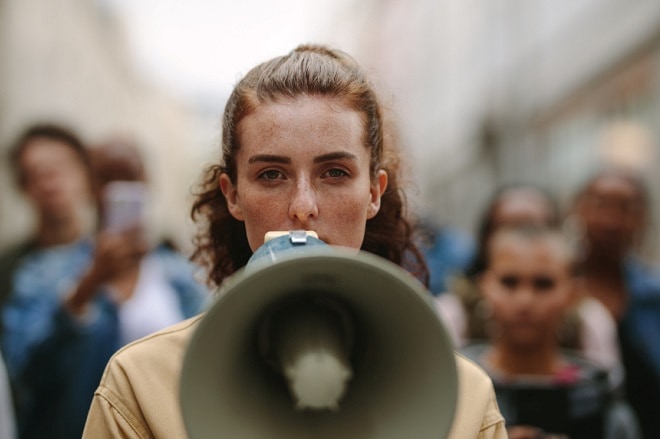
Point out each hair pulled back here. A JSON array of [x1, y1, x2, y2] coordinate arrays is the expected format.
[[191, 44, 427, 287]]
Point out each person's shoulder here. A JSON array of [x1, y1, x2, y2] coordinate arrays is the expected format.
[[89, 315, 205, 438], [454, 350, 492, 384], [150, 245, 203, 276], [21, 238, 92, 270], [100, 315, 204, 383], [112, 314, 203, 357], [454, 350, 499, 408], [625, 257, 660, 298], [450, 351, 506, 437]]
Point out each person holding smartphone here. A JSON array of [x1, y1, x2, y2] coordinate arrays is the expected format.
[[1, 137, 209, 439]]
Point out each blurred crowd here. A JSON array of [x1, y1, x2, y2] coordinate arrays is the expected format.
[[423, 173, 660, 438], [0, 124, 209, 439], [0, 121, 659, 439]]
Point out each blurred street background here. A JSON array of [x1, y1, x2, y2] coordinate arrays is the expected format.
[[2, 0, 660, 260]]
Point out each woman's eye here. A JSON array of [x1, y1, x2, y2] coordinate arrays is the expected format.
[[259, 170, 282, 180], [499, 275, 520, 290], [323, 168, 348, 178], [533, 276, 556, 291]]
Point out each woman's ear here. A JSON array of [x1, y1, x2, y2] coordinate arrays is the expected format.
[[219, 173, 244, 221], [367, 170, 388, 219]]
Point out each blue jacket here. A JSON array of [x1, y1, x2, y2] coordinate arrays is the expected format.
[[1, 239, 209, 439], [420, 227, 474, 296], [620, 258, 660, 439], [622, 258, 660, 380]]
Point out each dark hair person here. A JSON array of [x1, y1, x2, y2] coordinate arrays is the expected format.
[[82, 45, 506, 439], [1, 123, 95, 316], [466, 182, 561, 280], [437, 182, 623, 377], [437, 183, 562, 344], [572, 167, 660, 439], [9, 124, 92, 187]]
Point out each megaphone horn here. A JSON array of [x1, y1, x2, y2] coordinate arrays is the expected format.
[[180, 232, 458, 439]]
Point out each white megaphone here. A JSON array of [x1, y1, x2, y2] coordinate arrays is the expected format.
[[180, 231, 458, 439]]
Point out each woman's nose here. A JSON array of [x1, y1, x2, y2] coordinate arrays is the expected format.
[[513, 287, 535, 307], [289, 181, 319, 223]]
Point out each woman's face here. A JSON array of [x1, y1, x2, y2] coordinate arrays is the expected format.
[[576, 175, 645, 256], [19, 139, 91, 219], [480, 237, 573, 348], [220, 95, 388, 252]]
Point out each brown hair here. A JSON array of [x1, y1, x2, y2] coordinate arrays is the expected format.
[[9, 123, 92, 188], [191, 44, 427, 287]]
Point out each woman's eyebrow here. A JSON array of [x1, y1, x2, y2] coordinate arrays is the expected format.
[[248, 154, 291, 164], [313, 152, 357, 163]]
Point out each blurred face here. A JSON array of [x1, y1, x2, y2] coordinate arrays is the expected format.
[[220, 95, 388, 252], [492, 189, 555, 229], [19, 138, 91, 219], [576, 175, 645, 257], [480, 237, 572, 349]]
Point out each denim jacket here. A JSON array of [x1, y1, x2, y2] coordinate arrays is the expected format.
[[620, 257, 660, 439], [622, 258, 660, 380], [0, 238, 209, 439]]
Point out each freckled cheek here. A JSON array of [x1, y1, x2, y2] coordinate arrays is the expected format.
[[237, 188, 288, 231], [320, 197, 368, 246], [243, 194, 288, 223], [332, 197, 369, 222]]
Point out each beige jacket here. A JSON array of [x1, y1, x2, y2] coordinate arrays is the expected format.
[[82, 316, 506, 439]]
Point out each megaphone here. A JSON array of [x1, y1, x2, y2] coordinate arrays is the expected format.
[[180, 232, 458, 439]]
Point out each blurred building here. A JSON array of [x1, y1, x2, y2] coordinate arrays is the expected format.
[[0, 0, 215, 253], [324, 0, 660, 260]]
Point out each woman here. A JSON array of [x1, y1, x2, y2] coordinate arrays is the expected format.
[[436, 183, 621, 379], [0, 124, 96, 313], [82, 45, 506, 438], [463, 227, 639, 439], [572, 168, 660, 439], [436, 183, 562, 345]]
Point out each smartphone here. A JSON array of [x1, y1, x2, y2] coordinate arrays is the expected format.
[[102, 181, 147, 231]]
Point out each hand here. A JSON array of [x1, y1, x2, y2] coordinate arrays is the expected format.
[[88, 227, 148, 283], [65, 227, 149, 314]]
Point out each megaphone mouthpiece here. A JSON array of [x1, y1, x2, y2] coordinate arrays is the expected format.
[[261, 296, 354, 411], [285, 349, 352, 411]]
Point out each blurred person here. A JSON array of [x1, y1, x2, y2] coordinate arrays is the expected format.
[[83, 139, 210, 346], [572, 167, 660, 438], [436, 183, 621, 375], [83, 44, 507, 438], [465, 183, 562, 279], [0, 124, 95, 321], [1, 136, 209, 439], [415, 218, 475, 296], [463, 227, 640, 439]]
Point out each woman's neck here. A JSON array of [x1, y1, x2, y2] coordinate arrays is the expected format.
[[35, 215, 85, 248], [487, 339, 563, 377]]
